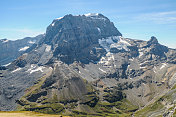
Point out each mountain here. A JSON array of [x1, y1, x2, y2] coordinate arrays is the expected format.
[[0, 35, 44, 66], [0, 13, 176, 116]]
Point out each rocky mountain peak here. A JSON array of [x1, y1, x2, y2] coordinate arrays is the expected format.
[[147, 36, 158, 45], [142, 36, 168, 59], [40, 13, 122, 64], [42, 13, 122, 45]]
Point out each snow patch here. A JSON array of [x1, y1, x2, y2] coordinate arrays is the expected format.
[[119, 37, 131, 46], [45, 45, 51, 52], [140, 66, 146, 69], [84, 13, 99, 17], [2, 39, 9, 43], [153, 66, 157, 73], [127, 65, 130, 70], [3, 62, 11, 67], [28, 41, 35, 44], [97, 27, 101, 33], [84, 13, 106, 21], [99, 36, 119, 52], [160, 63, 167, 70], [19, 46, 29, 51], [56, 17, 63, 20], [51, 22, 55, 26], [12, 68, 22, 73], [98, 52, 114, 66], [129, 58, 134, 61], [99, 36, 131, 52], [63, 40, 68, 43], [27, 64, 45, 74], [99, 68, 106, 73], [139, 52, 144, 58], [29, 67, 44, 74]]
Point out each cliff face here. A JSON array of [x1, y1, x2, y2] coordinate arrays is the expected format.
[[0, 13, 176, 116], [41, 13, 121, 64]]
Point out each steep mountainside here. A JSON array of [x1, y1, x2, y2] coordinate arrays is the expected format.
[[0, 13, 176, 116], [0, 35, 44, 65]]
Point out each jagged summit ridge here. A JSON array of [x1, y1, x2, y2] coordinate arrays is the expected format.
[[52, 13, 106, 22], [46, 13, 122, 43]]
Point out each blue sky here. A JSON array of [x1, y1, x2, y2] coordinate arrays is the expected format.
[[0, 0, 176, 48]]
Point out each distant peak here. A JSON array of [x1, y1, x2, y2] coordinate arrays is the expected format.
[[147, 36, 158, 44]]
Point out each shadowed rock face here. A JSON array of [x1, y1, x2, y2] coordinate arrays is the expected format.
[[0, 13, 176, 116], [147, 36, 158, 45], [144, 36, 169, 58]]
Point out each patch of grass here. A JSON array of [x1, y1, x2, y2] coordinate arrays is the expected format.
[[33, 103, 64, 114], [83, 79, 95, 93], [89, 98, 138, 117], [114, 99, 138, 112], [23, 75, 47, 98], [18, 100, 64, 114], [171, 85, 176, 90], [134, 99, 164, 117], [135, 85, 176, 117], [66, 98, 137, 117], [173, 109, 176, 116], [17, 80, 65, 114], [19, 94, 65, 114]]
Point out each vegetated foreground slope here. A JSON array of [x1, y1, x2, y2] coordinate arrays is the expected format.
[[0, 13, 176, 116], [135, 83, 176, 117]]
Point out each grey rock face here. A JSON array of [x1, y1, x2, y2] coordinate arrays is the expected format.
[[43, 14, 121, 45], [41, 14, 122, 64]]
